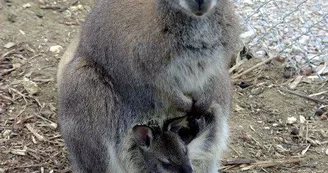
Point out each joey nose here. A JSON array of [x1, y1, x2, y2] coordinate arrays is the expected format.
[[180, 164, 193, 173], [194, 0, 205, 6]]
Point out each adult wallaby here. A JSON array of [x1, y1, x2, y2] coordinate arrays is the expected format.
[[57, 0, 241, 172]]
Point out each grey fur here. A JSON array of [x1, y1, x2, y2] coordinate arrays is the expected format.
[[57, 0, 241, 172]]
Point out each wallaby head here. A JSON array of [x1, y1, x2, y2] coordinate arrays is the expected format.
[[132, 117, 193, 173], [167, 0, 219, 16]]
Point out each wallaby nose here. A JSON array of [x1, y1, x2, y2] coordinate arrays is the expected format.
[[194, 0, 205, 6], [180, 164, 193, 173]]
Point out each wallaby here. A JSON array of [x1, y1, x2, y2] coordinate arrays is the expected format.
[[57, 0, 241, 172]]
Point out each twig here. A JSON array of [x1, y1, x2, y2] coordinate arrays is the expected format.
[[232, 55, 277, 79], [0, 94, 13, 102], [40, 5, 62, 10], [309, 90, 328, 97], [10, 148, 27, 156], [35, 114, 57, 129], [240, 158, 302, 171], [0, 49, 16, 59], [9, 88, 28, 105], [305, 121, 309, 144], [252, 158, 301, 167], [261, 167, 269, 173], [221, 157, 302, 171], [25, 123, 46, 141], [0, 68, 17, 76], [301, 144, 311, 155], [15, 105, 26, 118], [33, 97, 43, 108], [5, 163, 47, 170], [222, 159, 256, 166], [320, 141, 328, 145], [317, 62, 327, 75], [48, 135, 62, 140], [280, 88, 328, 105], [39, 64, 55, 70], [30, 54, 43, 59], [33, 78, 54, 82], [229, 145, 242, 157], [229, 59, 247, 74], [289, 76, 303, 90]]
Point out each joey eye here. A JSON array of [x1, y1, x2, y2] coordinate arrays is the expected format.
[[184, 148, 188, 155], [161, 161, 172, 169], [158, 159, 172, 169]]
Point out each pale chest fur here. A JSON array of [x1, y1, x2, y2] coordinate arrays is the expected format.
[[166, 50, 223, 93]]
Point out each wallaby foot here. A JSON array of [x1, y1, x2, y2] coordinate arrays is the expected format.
[[188, 104, 229, 173]]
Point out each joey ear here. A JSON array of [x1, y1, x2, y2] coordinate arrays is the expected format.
[[132, 125, 153, 150], [168, 116, 188, 133]]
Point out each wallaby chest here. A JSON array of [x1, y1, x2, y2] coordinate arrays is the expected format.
[[165, 50, 222, 93]]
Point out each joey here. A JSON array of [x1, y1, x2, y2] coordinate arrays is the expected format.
[[132, 117, 193, 173]]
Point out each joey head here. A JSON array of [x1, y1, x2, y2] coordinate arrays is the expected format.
[[132, 116, 193, 173]]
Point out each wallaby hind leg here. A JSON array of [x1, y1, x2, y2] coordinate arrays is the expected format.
[[188, 104, 229, 173], [58, 61, 114, 173], [64, 134, 109, 173]]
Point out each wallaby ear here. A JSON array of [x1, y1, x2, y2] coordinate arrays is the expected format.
[[168, 116, 188, 133], [132, 125, 153, 150]]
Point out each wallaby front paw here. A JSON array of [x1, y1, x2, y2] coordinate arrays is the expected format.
[[172, 93, 193, 112], [188, 99, 212, 119], [189, 91, 214, 117]]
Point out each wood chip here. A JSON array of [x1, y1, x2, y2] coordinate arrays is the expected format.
[[317, 62, 327, 75], [239, 158, 302, 171], [299, 115, 306, 124], [222, 159, 256, 166], [11, 148, 27, 156], [280, 88, 328, 105], [25, 124, 46, 141], [288, 75, 303, 90], [232, 53, 277, 79], [301, 145, 311, 155], [305, 138, 319, 146], [3, 42, 16, 49], [234, 104, 244, 112], [229, 59, 247, 74], [309, 90, 328, 97]]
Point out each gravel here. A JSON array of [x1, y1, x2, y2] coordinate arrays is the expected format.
[[235, 0, 328, 77]]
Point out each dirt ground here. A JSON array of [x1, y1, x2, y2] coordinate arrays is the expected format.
[[1, 0, 327, 173]]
